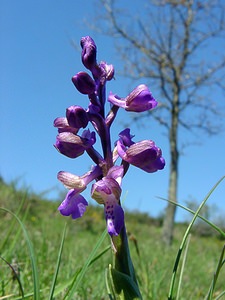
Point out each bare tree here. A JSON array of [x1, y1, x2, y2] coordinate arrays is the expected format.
[[91, 0, 225, 245]]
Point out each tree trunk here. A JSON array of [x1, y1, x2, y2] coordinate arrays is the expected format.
[[161, 155, 178, 245], [161, 95, 179, 246]]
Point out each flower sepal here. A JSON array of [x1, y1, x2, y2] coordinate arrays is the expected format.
[[108, 84, 157, 112], [117, 129, 165, 173], [54, 129, 96, 158]]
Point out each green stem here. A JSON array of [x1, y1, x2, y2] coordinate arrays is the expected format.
[[112, 225, 137, 283], [110, 224, 142, 299]]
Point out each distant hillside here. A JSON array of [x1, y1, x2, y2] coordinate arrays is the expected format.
[[0, 176, 223, 239]]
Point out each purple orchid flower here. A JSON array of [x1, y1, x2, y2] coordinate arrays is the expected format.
[[54, 36, 165, 236], [58, 166, 102, 219], [91, 166, 124, 236], [117, 128, 165, 173], [108, 84, 158, 112], [54, 129, 96, 158]]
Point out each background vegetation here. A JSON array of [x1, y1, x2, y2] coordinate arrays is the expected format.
[[0, 177, 224, 299]]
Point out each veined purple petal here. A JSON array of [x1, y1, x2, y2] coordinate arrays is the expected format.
[[125, 140, 158, 163], [117, 139, 165, 173], [54, 117, 69, 128], [57, 171, 86, 190], [54, 130, 96, 158], [91, 170, 124, 236], [124, 84, 158, 112], [58, 189, 88, 219], [108, 85, 157, 112], [91, 177, 122, 205], [57, 165, 102, 190], [53, 117, 79, 134], [142, 156, 166, 173]]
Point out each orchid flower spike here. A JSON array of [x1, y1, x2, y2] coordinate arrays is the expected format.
[[54, 36, 165, 237]]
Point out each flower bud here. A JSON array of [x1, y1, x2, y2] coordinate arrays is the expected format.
[[72, 72, 96, 94], [100, 61, 114, 81], [80, 36, 97, 70], [66, 105, 89, 129]]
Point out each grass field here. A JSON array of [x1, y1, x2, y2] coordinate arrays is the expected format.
[[0, 178, 225, 299]]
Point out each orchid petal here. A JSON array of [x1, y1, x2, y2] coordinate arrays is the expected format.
[[58, 189, 88, 219]]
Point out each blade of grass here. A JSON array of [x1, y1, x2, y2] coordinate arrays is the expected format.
[[215, 290, 225, 300], [167, 175, 225, 300], [64, 228, 108, 300], [176, 234, 191, 300], [0, 295, 16, 299], [157, 197, 225, 238], [88, 245, 111, 266], [47, 243, 110, 298], [205, 245, 225, 300], [48, 222, 67, 300], [54, 269, 81, 298], [0, 207, 40, 300], [2, 204, 30, 260]]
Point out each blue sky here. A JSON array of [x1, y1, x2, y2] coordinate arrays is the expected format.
[[1, 1, 225, 222]]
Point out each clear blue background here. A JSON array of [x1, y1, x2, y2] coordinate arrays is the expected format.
[[1, 1, 225, 222]]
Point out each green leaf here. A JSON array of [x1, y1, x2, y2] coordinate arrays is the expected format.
[[109, 266, 142, 300], [167, 175, 225, 300], [109, 225, 142, 299], [205, 244, 225, 300], [48, 222, 67, 300]]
